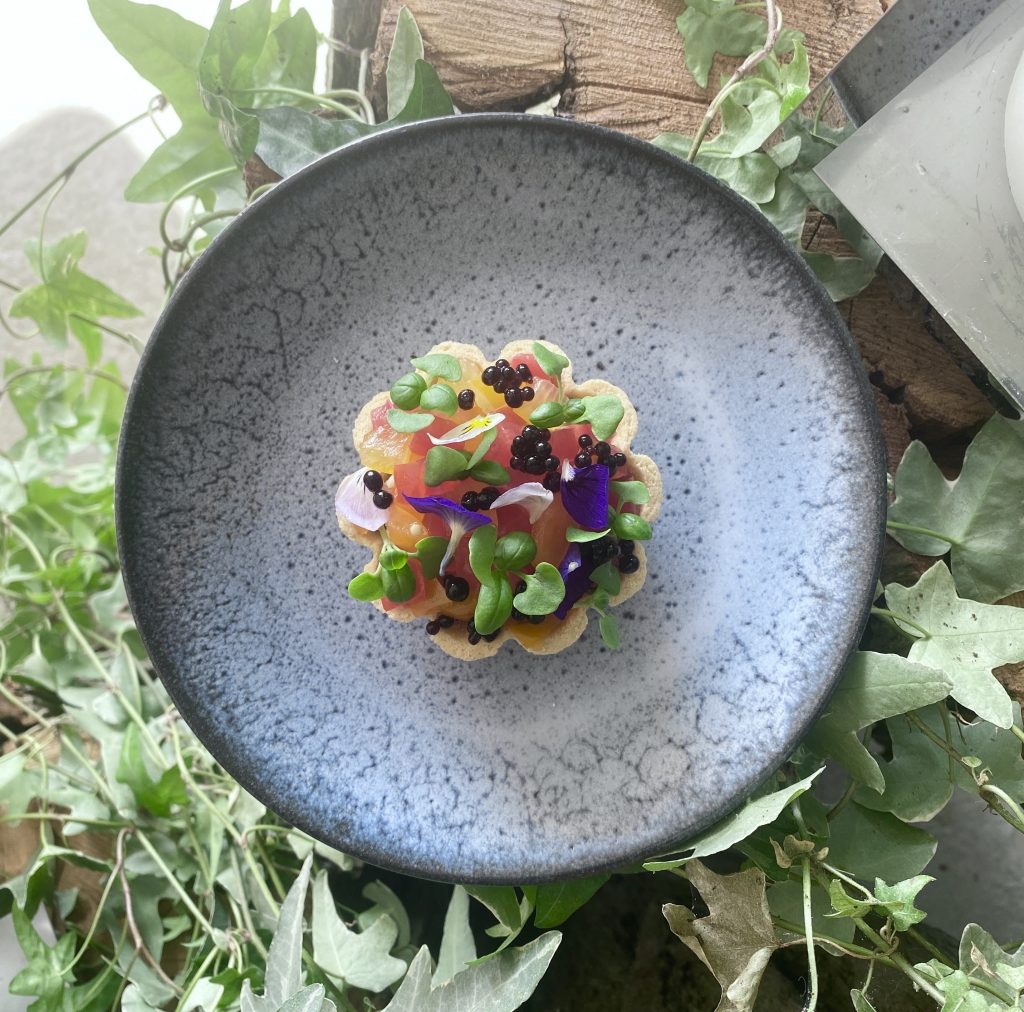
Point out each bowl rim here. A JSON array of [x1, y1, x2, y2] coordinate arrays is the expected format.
[[116, 112, 888, 883]]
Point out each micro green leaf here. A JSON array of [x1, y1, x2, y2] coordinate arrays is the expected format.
[[566, 527, 610, 543], [590, 561, 621, 596], [494, 532, 536, 573], [611, 480, 649, 505], [474, 574, 513, 636], [419, 383, 458, 416], [578, 395, 624, 441], [387, 408, 433, 433], [380, 564, 415, 603], [469, 459, 510, 485], [528, 402, 565, 428], [423, 446, 469, 486], [598, 613, 620, 649], [563, 400, 586, 423], [390, 371, 428, 409], [410, 353, 461, 381], [413, 537, 448, 581], [612, 513, 652, 541], [468, 525, 497, 584], [513, 563, 565, 616], [465, 425, 498, 471], [379, 546, 409, 572], [531, 341, 569, 378]]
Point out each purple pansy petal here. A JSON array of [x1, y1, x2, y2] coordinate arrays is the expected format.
[[554, 543, 597, 619], [404, 494, 492, 577], [335, 466, 390, 531], [559, 461, 610, 531]]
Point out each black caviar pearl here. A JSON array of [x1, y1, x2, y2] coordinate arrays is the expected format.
[[578, 434, 592, 450], [534, 440, 551, 457], [495, 359, 509, 370], [500, 365, 517, 383], [594, 441, 610, 458], [619, 554, 640, 574], [510, 455, 525, 470], [445, 576, 470, 601], [494, 378, 509, 394], [515, 579, 528, 594], [478, 486, 500, 509], [574, 451, 591, 467], [458, 388, 475, 410], [525, 456, 545, 475], [511, 607, 525, 621], [505, 387, 524, 408], [467, 620, 481, 645], [606, 541, 620, 557], [612, 452, 627, 468], [607, 461, 618, 477], [529, 614, 545, 624], [438, 615, 454, 628], [363, 470, 384, 492], [468, 631, 481, 644], [544, 456, 559, 472], [484, 630, 500, 642], [542, 472, 561, 491], [522, 425, 540, 441], [482, 365, 498, 386], [461, 491, 480, 510], [537, 428, 551, 441], [521, 386, 535, 401], [426, 620, 440, 635], [516, 363, 532, 381], [618, 539, 635, 555], [372, 490, 393, 509], [511, 435, 527, 454]]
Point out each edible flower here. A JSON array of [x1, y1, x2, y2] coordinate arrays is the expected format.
[[404, 494, 492, 577], [429, 412, 505, 446], [559, 460, 610, 531], [554, 543, 596, 619], [335, 467, 391, 531], [488, 482, 553, 522]]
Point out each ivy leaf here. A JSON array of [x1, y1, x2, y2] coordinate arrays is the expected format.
[[263, 855, 312, 1006], [873, 876, 932, 931], [411, 353, 461, 381], [644, 769, 822, 870], [465, 426, 498, 471], [253, 105, 372, 178], [530, 876, 608, 929], [387, 6, 425, 119], [87, 0, 207, 119], [675, 0, 770, 89], [383, 934, 560, 1012], [531, 341, 570, 378], [887, 416, 1024, 603], [434, 886, 476, 985], [512, 563, 565, 616], [804, 652, 954, 793], [885, 563, 1022, 728], [654, 132, 782, 205], [959, 924, 1024, 1000], [390, 59, 455, 123], [463, 886, 523, 935], [663, 862, 777, 1012], [10, 232, 141, 348], [801, 252, 876, 302], [311, 870, 407, 992], [770, 880, 856, 950], [419, 383, 459, 416], [850, 990, 879, 1011], [115, 724, 188, 817], [424, 446, 469, 486], [414, 537, 448, 581], [125, 120, 238, 202], [250, 4, 317, 94], [827, 803, 936, 882], [387, 409, 433, 433]]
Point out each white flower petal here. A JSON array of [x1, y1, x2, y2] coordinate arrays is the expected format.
[[489, 482, 554, 523], [429, 412, 505, 445], [335, 466, 390, 531]]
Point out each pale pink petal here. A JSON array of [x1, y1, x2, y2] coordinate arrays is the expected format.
[[335, 467, 390, 531], [489, 482, 554, 523]]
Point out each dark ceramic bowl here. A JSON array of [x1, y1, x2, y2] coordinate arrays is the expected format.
[[116, 114, 885, 883]]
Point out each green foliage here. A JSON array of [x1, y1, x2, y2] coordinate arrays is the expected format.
[[418, 382, 458, 416], [531, 341, 570, 379], [410, 353, 462, 381], [389, 371, 427, 409], [512, 563, 566, 616], [386, 408, 433, 432], [387, 7, 425, 119], [253, 107, 372, 179]]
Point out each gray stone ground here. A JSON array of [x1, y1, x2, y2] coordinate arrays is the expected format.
[[1, 108, 1022, 1002]]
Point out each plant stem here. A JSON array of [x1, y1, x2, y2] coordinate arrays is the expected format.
[[158, 167, 240, 249], [232, 85, 365, 120], [773, 918, 881, 960], [688, 0, 781, 161], [1011, 724, 1024, 747], [885, 521, 961, 547], [321, 87, 376, 124], [852, 916, 945, 1004], [801, 856, 819, 1011], [826, 779, 857, 821], [0, 109, 151, 242], [904, 926, 952, 965], [135, 827, 219, 939], [174, 944, 219, 1012]]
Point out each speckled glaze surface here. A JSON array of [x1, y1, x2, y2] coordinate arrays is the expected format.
[[116, 114, 885, 883], [831, 0, 1000, 125]]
